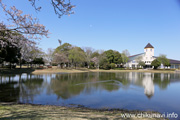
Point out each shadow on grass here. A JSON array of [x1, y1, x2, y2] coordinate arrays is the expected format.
[[0, 68, 35, 74]]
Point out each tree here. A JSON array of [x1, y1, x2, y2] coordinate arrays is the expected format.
[[121, 49, 130, 65], [135, 56, 145, 68], [103, 50, 122, 64], [0, 39, 21, 68], [32, 57, 44, 67], [0, 0, 75, 18], [110, 63, 115, 69], [83, 47, 94, 68], [151, 59, 161, 69], [68, 47, 86, 69], [53, 42, 72, 68], [53, 52, 69, 68], [113, 51, 122, 64], [0, 29, 30, 68], [45, 48, 54, 65], [54, 43, 72, 54], [28, 0, 75, 18], [138, 61, 145, 68], [99, 56, 110, 70], [0, 0, 75, 47], [122, 49, 130, 56], [121, 53, 129, 64], [91, 51, 100, 58], [157, 54, 170, 68], [104, 50, 114, 64], [0, 3, 49, 44], [91, 51, 100, 69]]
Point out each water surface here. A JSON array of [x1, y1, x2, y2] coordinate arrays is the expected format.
[[0, 72, 180, 117]]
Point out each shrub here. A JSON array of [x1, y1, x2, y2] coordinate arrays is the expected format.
[[110, 63, 115, 69], [151, 59, 161, 69]]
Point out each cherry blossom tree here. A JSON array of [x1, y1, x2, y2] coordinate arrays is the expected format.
[[0, 2, 49, 43], [28, 0, 75, 18], [45, 48, 54, 65], [53, 52, 69, 68]]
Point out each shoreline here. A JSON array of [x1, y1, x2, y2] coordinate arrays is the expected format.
[[0, 68, 177, 74], [0, 103, 165, 120], [32, 68, 177, 74]]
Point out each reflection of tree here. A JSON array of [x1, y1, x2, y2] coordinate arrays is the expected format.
[[49, 73, 124, 100], [20, 74, 44, 103], [0, 74, 44, 103], [0, 74, 20, 102], [0, 80, 19, 102], [153, 73, 170, 90], [1, 72, 180, 103]]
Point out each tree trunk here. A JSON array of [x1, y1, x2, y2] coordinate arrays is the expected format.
[[10, 62, 12, 69], [20, 59, 22, 69]]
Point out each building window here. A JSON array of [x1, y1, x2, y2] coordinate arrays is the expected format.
[[151, 49, 152, 52]]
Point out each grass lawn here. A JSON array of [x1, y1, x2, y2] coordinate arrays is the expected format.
[[0, 103, 165, 120]]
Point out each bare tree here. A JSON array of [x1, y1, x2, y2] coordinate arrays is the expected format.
[[121, 49, 130, 65], [83, 47, 94, 68], [53, 53, 69, 68], [28, 0, 75, 18], [122, 49, 130, 57], [45, 48, 54, 65]]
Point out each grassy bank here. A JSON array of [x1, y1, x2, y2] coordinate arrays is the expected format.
[[0, 68, 177, 74], [0, 103, 165, 120], [32, 68, 176, 74]]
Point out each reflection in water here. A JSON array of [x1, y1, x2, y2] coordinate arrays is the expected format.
[[0, 72, 179, 101], [142, 73, 154, 98], [0, 72, 180, 116]]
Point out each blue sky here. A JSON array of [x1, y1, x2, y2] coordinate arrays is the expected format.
[[1, 0, 180, 59]]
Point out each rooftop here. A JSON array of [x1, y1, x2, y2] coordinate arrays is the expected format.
[[144, 43, 154, 48]]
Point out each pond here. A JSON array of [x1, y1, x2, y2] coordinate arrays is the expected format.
[[0, 72, 180, 117]]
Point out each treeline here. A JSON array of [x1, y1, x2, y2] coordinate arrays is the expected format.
[[0, 31, 130, 69], [49, 43, 130, 69], [0, 25, 45, 69]]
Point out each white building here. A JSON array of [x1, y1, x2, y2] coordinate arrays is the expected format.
[[126, 43, 180, 69]]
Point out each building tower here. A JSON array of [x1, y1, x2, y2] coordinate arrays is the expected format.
[[144, 43, 154, 67]]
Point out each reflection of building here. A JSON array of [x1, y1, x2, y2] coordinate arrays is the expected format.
[[142, 73, 154, 99], [126, 43, 180, 69]]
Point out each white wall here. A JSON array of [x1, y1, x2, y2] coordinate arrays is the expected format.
[[126, 47, 156, 68], [143, 48, 155, 65]]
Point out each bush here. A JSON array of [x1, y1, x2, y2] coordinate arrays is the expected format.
[[89, 62, 95, 68], [100, 63, 110, 70], [110, 63, 115, 69], [114, 68, 125, 70], [52, 63, 58, 66], [151, 59, 161, 69]]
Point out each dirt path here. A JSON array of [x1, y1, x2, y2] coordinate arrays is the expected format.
[[0, 104, 166, 120]]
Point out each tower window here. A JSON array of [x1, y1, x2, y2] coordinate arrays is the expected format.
[[151, 49, 152, 51]]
